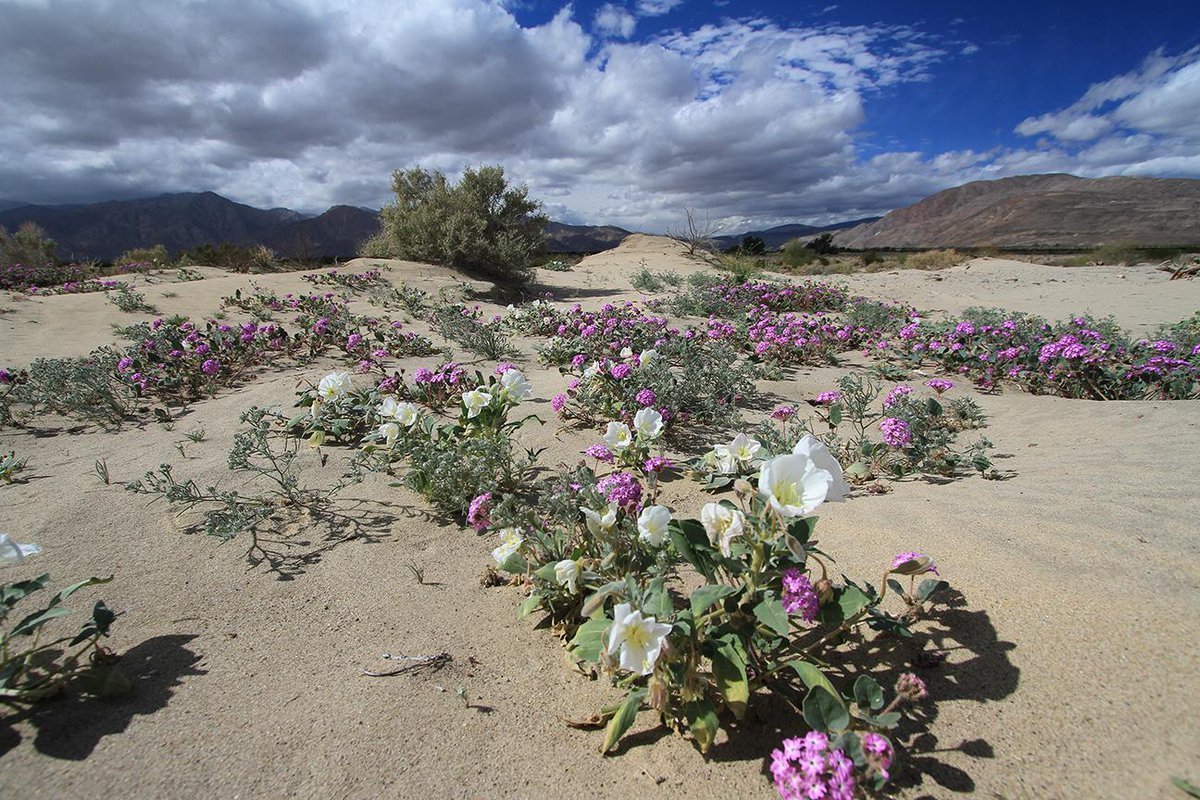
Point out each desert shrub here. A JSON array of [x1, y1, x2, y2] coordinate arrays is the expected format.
[[0, 222, 58, 274], [177, 242, 278, 273], [806, 233, 838, 254], [861, 250, 880, 267], [0, 451, 29, 483], [905, 249, 964, 270], [0, 350, 141, 428], [115, 244, 170, 271], [540, 259, 573, 272], [739, 235, 766, 255], [780, 240, 818, 269], [301, 269, 386, 293], [107, 283, 156, 313], [364, 164, 547, 284], [630, 268, 665, 293], [716, 252, 762, 284], [431, 303, 517, 359]]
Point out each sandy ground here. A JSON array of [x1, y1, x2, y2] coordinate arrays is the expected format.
[[1, 236, 1197, 799]]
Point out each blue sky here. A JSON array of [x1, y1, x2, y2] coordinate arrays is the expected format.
[[0, 0, 1197, 232]]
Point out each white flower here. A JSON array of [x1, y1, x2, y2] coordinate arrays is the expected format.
[[607, 602, 672, 676], [308, 429, 326, 448], [602, 421, 633, 451], [554, 559, 580, 594], [583, 361, 601, 380], [378, 422, 400, 447], [791, 435, 850, 502], [700, 502, 746, 557], [758, 453, 834, 518], [638, 349, 656, 365], [393, 401, 419, 427], [637, 505, 672, 547], [581, 503, 618, 535], [500, 368, 533, 403], [309, 397, 322, 419], [491, 527, 524, 565], [377, 395, 401, 419], [0, 533, 41, 565], [619, 346, 633, 359], [317, 372, 352, 401], [713, 432, 760, 474], [462, 388, 493, 419], [633, 408, 664, 440]]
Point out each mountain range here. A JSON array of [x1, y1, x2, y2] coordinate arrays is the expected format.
[[831, 174, 1200, 249]]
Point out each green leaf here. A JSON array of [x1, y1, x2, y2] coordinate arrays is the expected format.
[[11, 606, 72, 636], [788, 661, 839, 697], [642, 578, 673, 620], [713, 636, 749, 720], [837, 584, 871, 619], [1172, 777, 1200, 798], [669, 520, 717, 581], [925, 397, 943, 416], [49, 574, 113, 607], [533, 562, 559, 582], [581, 580, 625, 619], [853, 675, 884, 711], [684, 698, 720, 754], [858, 711, 901, 729], [1, 574, 50, 608], [802, 686, 850, 733], [496, 553, 526, 574], [601, 687, 646, 754], [753, 596, 789, 637], [568, 616, 611, 663], [828, 406, 842, 426], [786, 517, 817, 545], [917, 579, 949, 602], [519, 593, 543, 618], [690, 584, 738, 617], [886, 579, 905, 596]]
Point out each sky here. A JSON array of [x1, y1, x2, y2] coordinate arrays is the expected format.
[[0, 0, 1197, 233]]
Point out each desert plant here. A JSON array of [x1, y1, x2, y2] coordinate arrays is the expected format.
[[115, 244, 170, 271], [905, 249, 964, 270], [107, 284, 156, 313], [364, 164, 547, 284], [431, 304, 517, 360], [667, 208, 718, 255], [0, 451, 29, 484], [0, 222, 58, 276], [780, 240, 819, 269]]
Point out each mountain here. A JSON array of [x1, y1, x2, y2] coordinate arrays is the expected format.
[[0, 192, 632, 259], [713, 218, 882, 250], [831, 174, 1200, 249], [544, 221, 630, 253], [0, 192, 303, 260]]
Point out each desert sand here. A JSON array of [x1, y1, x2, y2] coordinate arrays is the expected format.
[[1, 235, 1197, 799]]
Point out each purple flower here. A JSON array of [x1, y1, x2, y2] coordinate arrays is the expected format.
[[494, 362, 517, 375], [596, 471, 643, 508], [896, 672, 928, 701], [955, 321, 976, 337], [551, 393, 567, 413], [346, 333, 364, 349], [200, 359, 221, 375], [117, 357, 134, 373], [924, 378, 954, 394], [891, 551, 939, 575], [412, 368, 434, 383], [883, 384, 912, 408], [610, 362, 632, 380], [635, 388, 657, 407], [781, 568, 819, 622], [467, 493, 492, 532], [643, 456, 673, 474], [770, 732, 858, 800], [570, 354, 587, 368], [585, 444, 614, 463], [770, 405, 797, 421], [814, 391, 841, 406], [0, 369, 11, 384], [879, 417, 911, 448], [861, 732, 894, 781]]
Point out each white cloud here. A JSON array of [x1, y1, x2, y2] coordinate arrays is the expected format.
[[636, 0, 683, 16], [594, 4, 636, 39], [0, 1, 1194, 234]]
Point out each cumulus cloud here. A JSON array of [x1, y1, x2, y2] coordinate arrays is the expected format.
[[594, 4, 636, 39], [0, 0, 1194, 233]]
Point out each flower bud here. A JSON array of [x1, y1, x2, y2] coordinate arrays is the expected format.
[[814, 578, 834, 604], [895, 671, 928, 702], [733, 478, 754, 499], [647, 676, 669, 713]]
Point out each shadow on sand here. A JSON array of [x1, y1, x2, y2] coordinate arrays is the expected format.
[[0, 633, 205, 761]]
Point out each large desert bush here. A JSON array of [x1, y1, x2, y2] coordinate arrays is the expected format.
[[362, 164, 547, 285], [905, 249, 965, 270]]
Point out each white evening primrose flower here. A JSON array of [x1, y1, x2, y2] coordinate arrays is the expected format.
[[583, 361, 601, 380], [791, 434, 850, 502], [491, 527, 524, 565], [758, 453, 833, 518], [461, 388, 493, 419], [317, 372, 352, 401], [633, 408, 664, 440], [620, 346, 633, 359], [607, 602, 672, 676], [554, 559, 580, 594], [0, 533, 41, 565], [393, 401, 419, 427], [378, 422, 400, 448], [700, 502, 746, 557], [729, 432, 761, 464], [581, 503, 618, 535], [638, 349, 656, 365], [602, 421, 633, 451], [500, 368, 533, 403], [377, 395, 401, 419], [637, 505, 672, 547]]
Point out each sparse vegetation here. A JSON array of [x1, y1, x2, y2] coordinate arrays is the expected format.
[[362, 164, 547, 284]]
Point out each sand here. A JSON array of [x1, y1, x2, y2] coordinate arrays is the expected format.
[[1, 236, 1197, 799]]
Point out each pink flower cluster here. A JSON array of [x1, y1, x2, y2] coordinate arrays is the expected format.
[[770, 731, 857, 800], [596, 471, 643, 508], [781, 568, 818, 622], [879, 417, 912, 448]]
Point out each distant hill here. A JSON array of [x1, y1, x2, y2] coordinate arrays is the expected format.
[[831, 174, 1200, 249], [714, 218, 881, 250], [544, 221, 630, 253], [0, 192, 632, 260]]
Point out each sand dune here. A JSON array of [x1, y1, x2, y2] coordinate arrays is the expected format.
[[1, 237, 1197, 799]]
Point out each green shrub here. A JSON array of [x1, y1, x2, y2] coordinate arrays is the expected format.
[[906, 249, 965, 270], [115, 244, 170, 270], [780, 240, 818, 268], [363, 164, 547, 284], [0, 222, 57, 270]]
